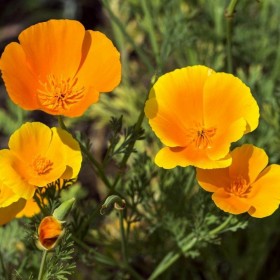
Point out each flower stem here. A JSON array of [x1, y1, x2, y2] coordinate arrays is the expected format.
[[209, 214, 233, 236], [225, 0, 239, 73], [119, 211, 128, 263], [38, 250, 47, 280]]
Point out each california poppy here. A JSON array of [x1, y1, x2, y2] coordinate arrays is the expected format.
[[0, 19, 121, 117], [196, 144, 280, 218], [145, 65, 259, 169]]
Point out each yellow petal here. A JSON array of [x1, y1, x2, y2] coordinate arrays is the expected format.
[[0, 181, 20, 208], [0, 198, 26, 226], [16, 198, 40, 218], [0, 42, 39, 109], [77, 30, 121, 92], [155, 146, 232, 169], [248, 164, 280, 218], [53, 127, 82, 179]]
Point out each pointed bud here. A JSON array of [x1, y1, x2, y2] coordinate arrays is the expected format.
[[53, 197, 75, 221]]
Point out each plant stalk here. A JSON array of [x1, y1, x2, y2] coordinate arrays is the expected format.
[[38, 250, 47, 280]]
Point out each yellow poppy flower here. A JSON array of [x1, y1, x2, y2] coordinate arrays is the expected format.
[[38, 216, 63, 250], [0, 19, 121, 117], [196, 144, 280, 218], [0, 122, 82, 200], [145, 65, 259, 169]]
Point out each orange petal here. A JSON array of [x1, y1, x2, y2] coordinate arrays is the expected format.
[[196, 167, 231, 192], [248, 164, 280, 218], [212, 190, 251, 215], [0, 42, 39, 109], [229, 144, 268, 184], [0, 198, 26, 226], [18, 19, 85, 78], [145, 66, 215, 147], [155, 146, 232, 169], [203, 72, 259, 133], [77, 30, 121, 92]]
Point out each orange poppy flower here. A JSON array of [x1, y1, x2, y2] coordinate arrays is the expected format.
[[196, 144, 280, 218], [0, 19, 121, 117], [145, 65, 259, 169], [38, 216, 63, 250], [0, 122, 82, 200]]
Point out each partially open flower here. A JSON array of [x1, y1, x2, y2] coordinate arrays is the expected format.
[[0, 19, 121, 117], [38, 216, 64, 250]]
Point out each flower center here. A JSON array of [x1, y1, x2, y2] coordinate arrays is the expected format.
[[38, 74, 85, 112], [32, 156, 53, 175], [187, 124, 216, 149], [226, 175, 251, 197]]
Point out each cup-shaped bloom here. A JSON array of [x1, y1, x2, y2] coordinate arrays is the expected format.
[[145, 65, 259, 169], [196, 144, 280, 218], [38, 216, 63, 250], [0, 19, 121, 117], [0, 122, 82, 200]]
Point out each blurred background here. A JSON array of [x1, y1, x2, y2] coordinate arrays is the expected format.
[[1, 0, 280, 279]]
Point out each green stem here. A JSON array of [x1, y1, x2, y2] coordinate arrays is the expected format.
[[57, 116, 112, 190], [225, 0, 239, 73], [111, 109, 145, 190], [119, 211, 128, 263], [148, 215, 233, 280], [38, 250, 47, 280]]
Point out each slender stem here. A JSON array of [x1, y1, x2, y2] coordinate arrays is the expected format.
[[119, 211, 128, 263], [38, 250, 47, 280], [225, 0, 239, 73], [209, 215, 233, 236], [148, 215, 233, 280], [57, 116, 112, 190]]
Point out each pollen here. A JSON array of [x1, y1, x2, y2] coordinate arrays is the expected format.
[[32, 156, 53, 175], [187, 124, 216, 150], [38, 74, 85, 112], [227, 175, 252, 197]]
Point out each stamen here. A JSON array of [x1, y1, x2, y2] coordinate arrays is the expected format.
[[38, 74, 85, 112], [226, 175, 252, 197], [32, 156, 53, 175]]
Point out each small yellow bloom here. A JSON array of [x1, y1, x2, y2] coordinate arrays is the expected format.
[[0, 122, 82, 200], [0, 19, 121, 117], [38, 216, 63, 250], [196, 144, 280, 218], [145, 65, 259, 169]]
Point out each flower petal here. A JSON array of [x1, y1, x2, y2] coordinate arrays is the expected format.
[[145, 65, 214, 147], [77, 30, 121, 92], [229, 144, 268, 183], [212, 190, 251, 215], [18, 19, 85, 78], [0, 181, 20, 208], [155, 146, 232, 169], [16, 198, 40, 218], [248, 164, 280, 218], [196, 167, 231, 192], [203, 72, 259, 133], [0, 42, 39, 109], [0, 198, 26, 226]]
